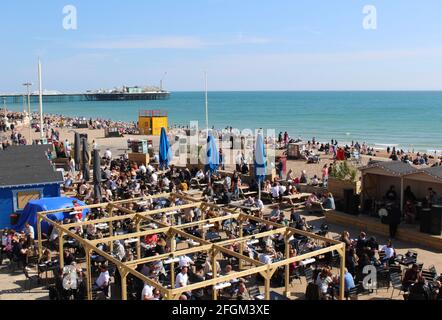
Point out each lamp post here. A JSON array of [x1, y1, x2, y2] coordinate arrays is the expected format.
[[23, 82, 32, 143]]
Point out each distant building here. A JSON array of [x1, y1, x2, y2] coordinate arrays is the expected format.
[[0, 145, 63, 228]]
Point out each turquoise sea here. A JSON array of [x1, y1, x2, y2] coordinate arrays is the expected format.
[[6, 91, 442, 152]]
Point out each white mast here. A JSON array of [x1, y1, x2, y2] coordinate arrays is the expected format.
[[38, 59, 44, 139], [204, 71, 209, 132]]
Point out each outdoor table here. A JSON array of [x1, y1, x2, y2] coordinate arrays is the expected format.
[[214, 282, 232, 290], [206, 232, 221, 242], [270, 291, 290, 300]]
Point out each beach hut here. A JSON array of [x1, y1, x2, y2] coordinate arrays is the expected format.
[[359, 161, 418, 214], [0, 145, 63, 228]]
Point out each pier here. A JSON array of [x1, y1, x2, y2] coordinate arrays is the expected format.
[[0, 91, 170, 104]]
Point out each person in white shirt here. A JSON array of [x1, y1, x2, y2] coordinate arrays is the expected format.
[[175, 266, 189, 288], [278, 184, 287, 195], [113, 240, 126, 261], [271, 183, 280, 199], [104, 148, 112, 160], [195, 169, 205, 180], [146, 164, 155, 173], [259, 252, 273, 265], [141, 283, 154, 300], [94, 265, 110, 290], [139, 164, 147, 175], [150, 172, 158, 184], [24, 223, 34, 239], [179, 255, 194, 268]]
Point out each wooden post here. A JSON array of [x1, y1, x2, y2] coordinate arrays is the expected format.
[[120, 267, 129, 300], [264, 270, 271, 300], [211, 248, 218, 300], [136, 217, 142, 260], [37, 215, 43, 258], [239, 220, 244, 270], [58, 230, 64, 268], [284, 232, 291, 297], [170, 233, 176, 289], [109, 206, 114, 253], [339, 246, 346, 300], [85, 248, 93, 300]]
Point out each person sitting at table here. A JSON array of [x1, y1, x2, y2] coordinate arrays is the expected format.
[[380, 240, 396, 264], [286, 169, 294, 182], [271, 182, 280, 200], [270, 205, 281, 222], [234, 281, 252, 300], [311, 175, 319, 186], [384, 185, 397, 203], [141, 282, 155, 300], [404, 200, 417, 224], [113, 240, 126, 261], [290, 209, 302, 228], [276, 212, 288, 225], [300, 170, 308, 184], [259, 248, 273, 265], [305, 193, 320, 210], [93, 264, 110, 296], [408, 275, 431, 300], [204, 256, 220, 275], [243, 196, 254, 207], [315, 268, 335, 300], [179, 255, 194, 268], [202, 184, 215, 202], [322, 193, 336, 210], [144, 233, 158, 248], [403, 264, 420, 292], [191, 266, 206, 300], [63, 249, 75, 266]]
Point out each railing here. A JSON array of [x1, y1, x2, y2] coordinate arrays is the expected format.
[[139, 110, 168, 117]]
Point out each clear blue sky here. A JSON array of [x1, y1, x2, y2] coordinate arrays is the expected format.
[[1, 0, 442, 92]]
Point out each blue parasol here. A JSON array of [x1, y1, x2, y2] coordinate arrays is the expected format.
[[159, 127, 172, 170], [254, 132, 267, 199], [205, 132, 219, 174]]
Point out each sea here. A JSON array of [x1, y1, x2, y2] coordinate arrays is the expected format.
[[5, 91, 442, 153]]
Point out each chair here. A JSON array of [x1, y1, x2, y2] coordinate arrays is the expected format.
[[389, 264, 402, 276], [389, 272, 404, 298], [346, 284, 360, 300], [248, 285, 264, 300], [23, 267, 40, 292], [303, 267, 314, 284], [289, 267, 303, 285]]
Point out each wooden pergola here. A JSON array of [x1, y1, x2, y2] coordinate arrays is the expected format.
[[36, 192, 346, 300]]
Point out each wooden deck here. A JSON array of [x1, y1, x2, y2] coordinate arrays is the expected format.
[[324, 210, 442, 251]]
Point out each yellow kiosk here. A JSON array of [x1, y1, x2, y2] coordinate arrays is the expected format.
[[138, 110, 168, 136]]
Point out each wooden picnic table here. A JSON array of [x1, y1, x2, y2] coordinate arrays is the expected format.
[[282, 193, 311, 202]]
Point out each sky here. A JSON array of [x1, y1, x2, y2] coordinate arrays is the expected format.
[[1, 0, 442, 92]]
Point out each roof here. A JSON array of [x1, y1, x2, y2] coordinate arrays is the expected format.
[[0, 145, 63, 188], [359, 160, 419, 176], [415, 166, 442, 182]]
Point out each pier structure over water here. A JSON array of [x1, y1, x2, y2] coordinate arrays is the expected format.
[[0, 91, 170, 104]]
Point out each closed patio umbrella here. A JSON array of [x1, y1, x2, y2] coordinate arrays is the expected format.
[[74, 132, 81, 171], [93, 149, 102, 202], [254, 131, 267, 200], [205, 132, 219, 179], [82, 137, 90, 182], [159, 127, 172, 170]]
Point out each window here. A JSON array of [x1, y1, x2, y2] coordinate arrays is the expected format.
[[16, 190, 41, 210]]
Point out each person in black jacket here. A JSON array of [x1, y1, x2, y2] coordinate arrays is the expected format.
[[388, 205, 401, 239], [408, 275, 431, 300]]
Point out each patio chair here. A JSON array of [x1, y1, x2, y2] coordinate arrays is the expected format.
[[23, 267, 40, 292], [389, 272, 404, 298]]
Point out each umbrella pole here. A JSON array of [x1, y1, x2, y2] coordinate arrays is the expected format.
[[258, 180, 261, 201]]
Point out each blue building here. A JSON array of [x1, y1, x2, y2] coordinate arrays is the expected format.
[[0, 145, 63, 228]]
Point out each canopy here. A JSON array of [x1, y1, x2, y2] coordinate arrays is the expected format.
[[205, 132, 219, 174], [159, 127, 172, 170], [13, 197, 89, 237], [254, 132, 267, 183]]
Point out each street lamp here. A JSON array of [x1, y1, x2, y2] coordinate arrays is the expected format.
[[23, 82, 33, 144]]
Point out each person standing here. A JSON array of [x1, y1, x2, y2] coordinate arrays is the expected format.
[[388, 206, 401, 239]]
